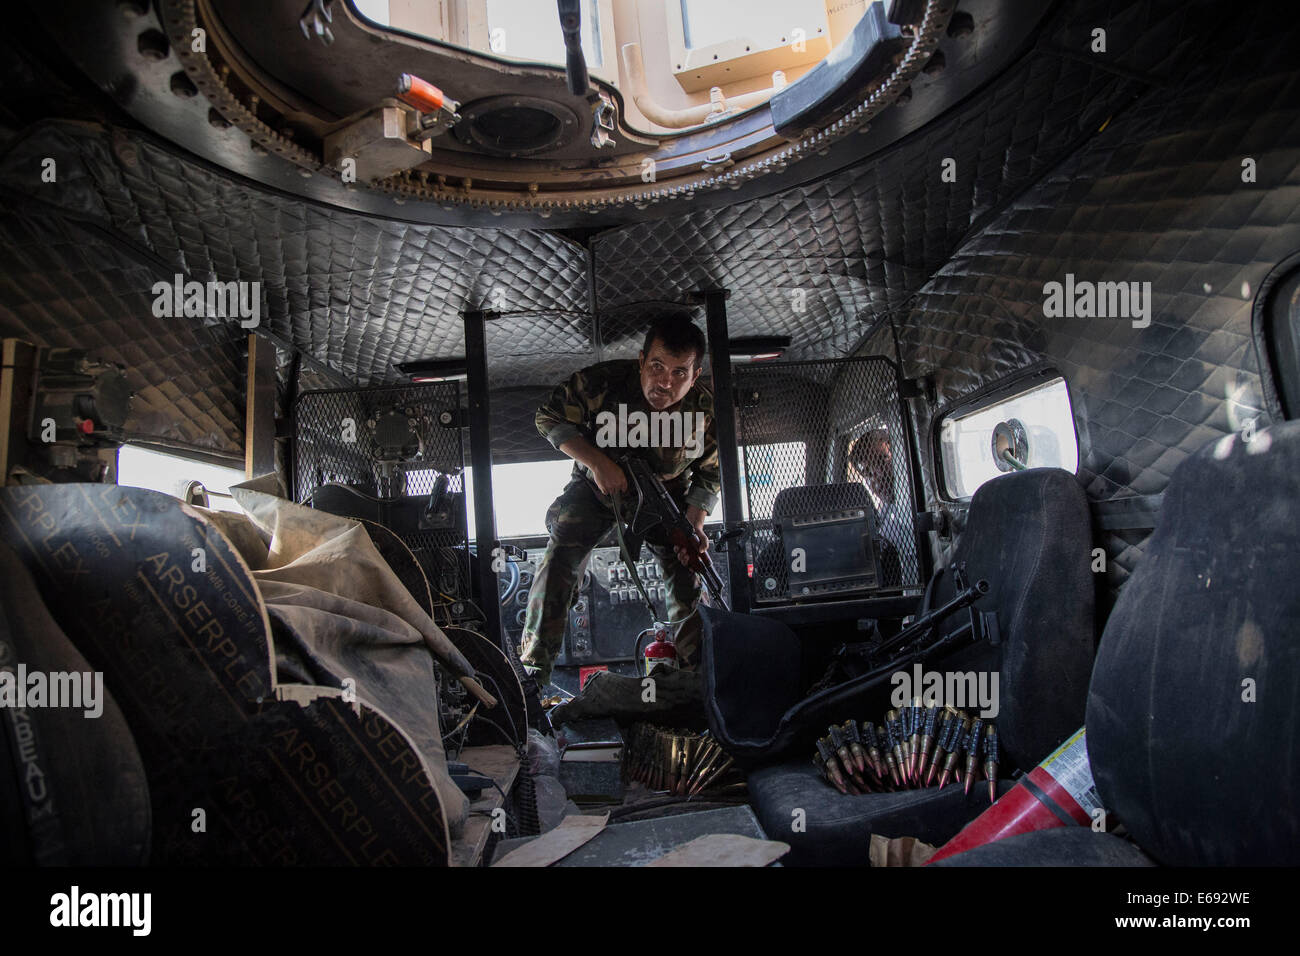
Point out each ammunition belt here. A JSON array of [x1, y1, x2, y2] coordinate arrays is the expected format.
[[621, 723, 745, 798], [814, 702, 1000, 804]]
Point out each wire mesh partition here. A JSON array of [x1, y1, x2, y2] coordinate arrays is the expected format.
[[292, 382, 471, 603], [734, 356, 922, 604]]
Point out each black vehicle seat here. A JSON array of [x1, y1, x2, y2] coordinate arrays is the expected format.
[[0, 543, 151, 865], [754, 482, 901, 591], [704, 467, 1096, 865], [935, 420, 1300, 866], [0, 484, 461, 864]]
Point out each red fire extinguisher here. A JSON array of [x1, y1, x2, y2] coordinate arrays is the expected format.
[[642, 623, 677, 675], [927, 727, 1102, 864]]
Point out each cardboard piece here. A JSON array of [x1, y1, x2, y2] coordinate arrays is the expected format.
[[869, 833, 938, 867], [492, 813, 610, 867], [646, 833, 789, 867]]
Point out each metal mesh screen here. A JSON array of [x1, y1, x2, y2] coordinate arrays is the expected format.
[[292, 382, 470, 601], [734, 356, 922, 603]]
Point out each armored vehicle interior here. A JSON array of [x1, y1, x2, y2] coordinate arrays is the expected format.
[[1, 0, 1297, 873]]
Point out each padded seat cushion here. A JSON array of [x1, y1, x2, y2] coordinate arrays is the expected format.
[[748, 759, 1013, 866], [926, 467, 1095, 770], [1086, 421, 1300, 865], [929, 827, 1155, 867], [770, 481, 873, 517]]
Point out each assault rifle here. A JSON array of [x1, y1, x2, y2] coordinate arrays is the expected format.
[[863, 575, 990, 666], [806, 575, 992, 704], [619, 456, 728, 609]]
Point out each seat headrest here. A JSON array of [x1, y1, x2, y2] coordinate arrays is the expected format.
[[771, 482, 873, 518], [1086, 420, 1300, 865], [962, 467, 1081, 537]]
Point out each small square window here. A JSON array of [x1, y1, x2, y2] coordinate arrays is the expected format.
[[937, 374, 1079, 500], [116, 445, 247, 513]]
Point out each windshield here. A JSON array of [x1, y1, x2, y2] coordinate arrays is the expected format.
[[353, 0, 605, 67], [349, 0, 881, 112]]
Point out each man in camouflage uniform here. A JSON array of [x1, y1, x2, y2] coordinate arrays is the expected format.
[[519, 313, 720, 686]]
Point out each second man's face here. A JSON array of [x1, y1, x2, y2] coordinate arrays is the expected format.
[[639, 339, 701, 410]]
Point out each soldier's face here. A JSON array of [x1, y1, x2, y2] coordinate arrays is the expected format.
[[639, 340, 701, 410], [854, 436, 895, 504]]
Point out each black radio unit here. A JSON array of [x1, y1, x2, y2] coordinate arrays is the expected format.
[[779, 507, 882, 599]]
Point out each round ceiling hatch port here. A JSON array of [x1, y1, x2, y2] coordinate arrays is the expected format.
[[454, 96, 580, 157]]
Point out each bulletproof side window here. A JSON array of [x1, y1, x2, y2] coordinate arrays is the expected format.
[[934, 369, 1079, 502]]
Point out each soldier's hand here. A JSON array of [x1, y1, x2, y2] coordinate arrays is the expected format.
[[591, 454, 628, 497], [674, 523, 709, 567]]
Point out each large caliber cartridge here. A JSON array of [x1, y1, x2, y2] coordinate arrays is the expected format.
[[828, 724, 865, 787], [685, 737, 723, 793], [691, 755, 736, 796], [886, 709, 907, 783], [907, 696, 923, 777], [902, 709, 915, 777], [962, 718, 983, 796], [882, 719, 903, 787], [917, 705, 939, 783], [938, 716, 970, 790], [984, 723, 1000, 803], [863, 721, 885, 780], [815, 737, 848, 794], [670, 738, 691, 796], [813, 751, 832, 788], [927, 709, 957, 786], [675, 736, 693, 796], [843, 720, 868, 776]]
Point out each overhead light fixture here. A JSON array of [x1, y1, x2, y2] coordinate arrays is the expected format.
[[728, 335, 791, 361], [394, 357, 468, 382]]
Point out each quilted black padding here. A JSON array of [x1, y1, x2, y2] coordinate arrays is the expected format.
[[897, 6, 1300, 609], [929, 827, 1155, 867], [0, 122, 590, 462], [0, 197, 248, 458], [747, 759, 1015, 867], [0, 0, 1217, 466], [1086, 420, 1300, 866]]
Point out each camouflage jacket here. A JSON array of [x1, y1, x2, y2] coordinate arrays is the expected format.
[[535, 359, 721, 514]]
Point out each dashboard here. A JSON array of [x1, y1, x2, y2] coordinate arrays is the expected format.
[[497, 526, 730, 690]]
